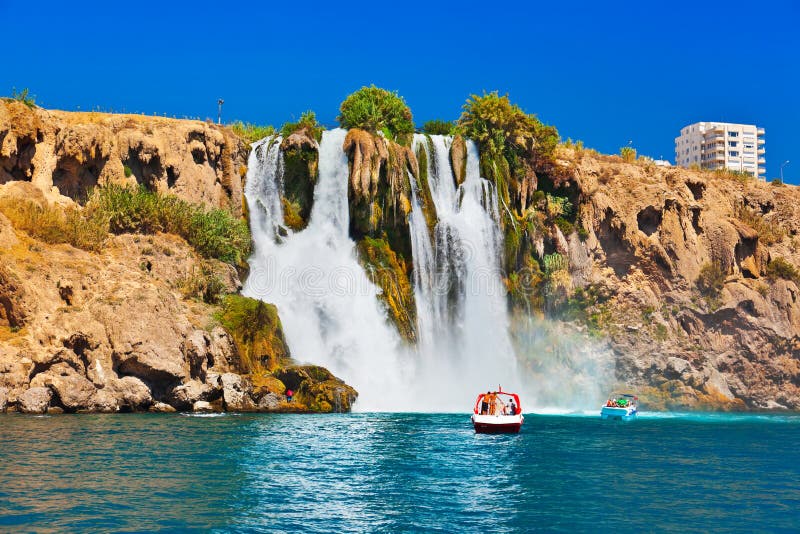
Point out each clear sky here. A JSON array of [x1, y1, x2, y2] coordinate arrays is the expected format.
[[2, 0, 798, 182]]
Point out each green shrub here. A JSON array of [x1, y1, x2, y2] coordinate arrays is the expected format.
[[11, 87, 36, 108], [421, 120, 454, 135], [87, 185, 251, 265], [123, 165, 133, 178], [457, 91, 559, 166], [771, 178, 783, 187], [620, 146, 637, 163], [543, 252, 568, 274], [554, 217, 574, 236], [697, 262, 725, 296], [337, 85, 414, 140], [228, 121, 276, 143], [577, 225, 590, 241], [280, 110, 324, 142], [765, 257, 799, 282]]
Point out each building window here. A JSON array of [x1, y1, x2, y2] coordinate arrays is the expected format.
[[729, 151, 739, 157], [728, 141, 738, 147], [729, 131, 739, 137]]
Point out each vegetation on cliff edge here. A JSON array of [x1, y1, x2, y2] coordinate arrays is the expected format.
[[215, 295, 290, 372], [338, 85, 414, 144]]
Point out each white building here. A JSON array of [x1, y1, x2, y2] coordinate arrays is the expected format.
[[675, 122, 765, 178]]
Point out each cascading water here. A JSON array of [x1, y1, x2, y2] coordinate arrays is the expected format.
[[245, 129, 546, 411], [410, 135, 524, 403], [244, 129, 411, 411]]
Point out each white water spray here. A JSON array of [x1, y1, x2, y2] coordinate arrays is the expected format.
[[244, 129, 411, 411]]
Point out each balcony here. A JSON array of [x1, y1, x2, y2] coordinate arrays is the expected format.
[[757, 128, 765, 136], [758, 148, 765, 155], [758, 138, 765, 145], [758, 167, 766, 175], [758, 158, 766, 164], [704, 134, 725, 142]]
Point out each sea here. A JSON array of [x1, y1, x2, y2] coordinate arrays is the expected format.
[[1, 412, 799, 532]]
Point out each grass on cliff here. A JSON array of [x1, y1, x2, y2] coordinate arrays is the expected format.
[[89, 185, 251, 265], [0, 198, 107, 251], [228, 121, 276, 143], [280, 110, 324, 142], [0, 186, 251, 265], [338, 85, 414, 142]]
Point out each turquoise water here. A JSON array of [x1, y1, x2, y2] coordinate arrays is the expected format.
[[1, 413, 799, 532]]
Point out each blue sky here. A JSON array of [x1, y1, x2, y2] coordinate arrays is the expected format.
[[2, 0, 798, 181]]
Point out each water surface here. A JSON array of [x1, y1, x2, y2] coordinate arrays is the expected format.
[[1, 413, 799, 532]]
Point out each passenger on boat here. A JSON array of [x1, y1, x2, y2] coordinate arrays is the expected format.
[[507, 399, 517, 415], [493, 395, 504, 416], [487, 392, 498, 415], [481, 392, 490, 415]]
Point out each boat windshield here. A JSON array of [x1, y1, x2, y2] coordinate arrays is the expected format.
[[474, 391, 521, 415]]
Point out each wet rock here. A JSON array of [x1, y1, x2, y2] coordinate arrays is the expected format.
[[0, 386, 8, 412], [19, 387, 52, 414], [149, 402, 177, 413], [193, 400, 213, 412]]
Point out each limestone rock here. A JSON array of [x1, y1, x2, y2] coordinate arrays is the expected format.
[[168, 379, 212, 410], [0, 386, 8, 412], [221, 372, 256, 411], [29, 363, 96, 411], [150, 402, 177, 413], [193, 400, 213, 412], [19, 387, 52, 414]]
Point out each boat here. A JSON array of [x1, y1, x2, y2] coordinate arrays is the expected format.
[[600, 392, 638, 421], [471, 388, 524, 433]]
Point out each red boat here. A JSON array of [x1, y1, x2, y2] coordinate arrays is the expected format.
[[471, 388, 524, 434]]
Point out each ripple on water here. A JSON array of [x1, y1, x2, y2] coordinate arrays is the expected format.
[[0, 413, 799, 532]]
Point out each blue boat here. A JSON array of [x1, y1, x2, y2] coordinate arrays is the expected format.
[[600, 393, 638, 421]]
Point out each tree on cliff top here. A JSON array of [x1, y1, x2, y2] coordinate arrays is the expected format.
[[337, 85, 414, 142], [457, 91, 559, 166]]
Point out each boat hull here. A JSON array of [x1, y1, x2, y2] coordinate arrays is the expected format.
[[600, 406, 637, 421], [471, 414, 524, 434]]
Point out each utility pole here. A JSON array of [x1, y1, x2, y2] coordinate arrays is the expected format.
[[217, 98, 224, 125], [781, 160, 790, 183]]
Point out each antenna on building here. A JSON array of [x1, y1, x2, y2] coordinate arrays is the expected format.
[[217, 98, 225, 125]]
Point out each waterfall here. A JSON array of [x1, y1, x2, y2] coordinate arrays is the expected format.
[[410, 134, 523, 403], [245, 129, 529, 411], [244, 129, 411, 411]]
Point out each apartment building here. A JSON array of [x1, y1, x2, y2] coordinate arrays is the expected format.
[[675, 122, 765, 178]]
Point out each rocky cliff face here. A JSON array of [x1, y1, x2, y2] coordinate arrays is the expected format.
[[0, 103, 356, 414], [535, 149, 800, 410], [0, 101, 247, 214]]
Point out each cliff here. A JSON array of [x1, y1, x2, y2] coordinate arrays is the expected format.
[[0, 102, 356, 414], [548, 149, 800, 410]]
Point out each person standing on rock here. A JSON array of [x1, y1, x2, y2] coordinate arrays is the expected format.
[[286, 389, 293, 402]]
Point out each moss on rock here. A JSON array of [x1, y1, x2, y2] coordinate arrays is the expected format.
[[274, 365, 358, 413], [214, 295, 291, 372], [356, 236, 416, 342], [279, 130, 319, 231]]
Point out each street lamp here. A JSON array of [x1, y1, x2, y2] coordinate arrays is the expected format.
[[780, 160, 790, 183], [217, 98, 224, 125]]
